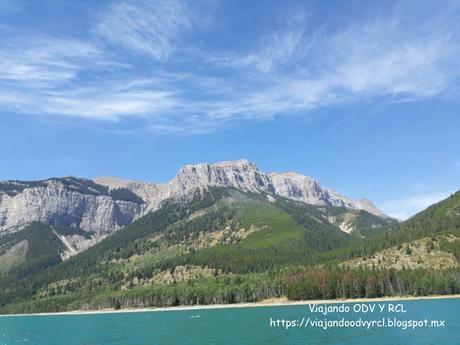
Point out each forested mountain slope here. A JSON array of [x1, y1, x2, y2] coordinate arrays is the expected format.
[[0, 187, 394, 313], [0, 160, 389, 259], [0, 183, 458, 314], [318, 191, 460, 264]]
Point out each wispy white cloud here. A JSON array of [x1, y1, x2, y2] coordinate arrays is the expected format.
[[380, 191, 452, 220], [200, 5, 460, 124], [42, 89, 178, 120], [230, 25, 309, 73], [0, 35, 184, 121], [326, 19, 458, 98], [0, 1, 460, 132], [96, 0, 191, 61], [0, 79, 184, 121], [0, 37, 110, 85], [206, 78, 333, 120]]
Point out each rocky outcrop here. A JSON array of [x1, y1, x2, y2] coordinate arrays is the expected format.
[[96, 160, 274, 213], [95, 160, 385, 217], [0, 160, 388, 257], [172, 160, 273, 194], [0, 177, 142, 235]]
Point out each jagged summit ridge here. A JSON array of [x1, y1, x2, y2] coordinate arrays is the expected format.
[[0, 160, 387, 241], [168, 160, 384, 216], [0, 159, 388, 259], [96, 159, 385, 217], [172, 159, 273, 194]]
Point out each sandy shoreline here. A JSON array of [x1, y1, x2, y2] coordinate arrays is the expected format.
[[1, 294, 460, 317]]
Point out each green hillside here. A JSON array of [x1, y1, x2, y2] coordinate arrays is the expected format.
[[0, 188, 459, 314], [0, 222, 64, 275], [317, 191, 460, 264]]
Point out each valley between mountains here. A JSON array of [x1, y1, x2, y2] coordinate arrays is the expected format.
[[0, 160, 459, 314]]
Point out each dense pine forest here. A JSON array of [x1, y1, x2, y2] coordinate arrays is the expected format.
[[0, 188, 459, 314]]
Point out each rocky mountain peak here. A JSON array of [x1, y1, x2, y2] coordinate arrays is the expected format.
[[356, 198, 387, 218], [1, 160, 389, 259], [164, 160, 386, 217], [172, 159, 272, 194], [95, 160, 388, 218]]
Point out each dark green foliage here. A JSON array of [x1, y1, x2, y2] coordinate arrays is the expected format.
[[349, 211, 397, 237], [55, 177, 109, 196], [164, 206, 236, 246], [275, 199, 352, 250], [0, 180, 43, 196], [24, 223, 64, 262], [313, 191, 460, 264], [156, 196, 359, 274], [385, 191, 460, 242], [0, 273, 284, 314], [0, 223, 64, 307], [440, 238, 460, 259], [405, 245, 412, 255], [284, 267, 460, 300], [0, 187, 459, 314], [0, 230, 28, 256], [0, 222, 63, 264], [114, 300, 121, 310], [0, 188, 229, 310], [0, 177, 108, 196], [427, 240, 435, 253], [160, 240, 314, 274]]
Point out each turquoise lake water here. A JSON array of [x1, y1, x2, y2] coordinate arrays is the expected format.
[[0, 298, 459, 344]]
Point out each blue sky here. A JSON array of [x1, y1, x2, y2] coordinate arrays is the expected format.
[[1, 0, 460, 219]]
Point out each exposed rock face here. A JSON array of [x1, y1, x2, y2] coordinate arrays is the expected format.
[[355, 198, 387, 218], [172, 160, 273, 194], [96, 160, 274, 214], [268, 173, 385, 216], [0, 160, 387, 257], [56, 232, 104, 260], [95, 160, 385, 217], [0, 177, 142, 235], [268, 172, 355, 208]]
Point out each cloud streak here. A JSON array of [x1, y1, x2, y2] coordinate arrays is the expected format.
[[327, 19, 458, 98], [0, 1, 460, 132], [96, 0, 191, 61], [214, 7, 460, 120], [226, 15, 310, 74], [0, 37, 104, 85]]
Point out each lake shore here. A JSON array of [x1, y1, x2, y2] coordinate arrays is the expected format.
[[2, 294, 460, 317]]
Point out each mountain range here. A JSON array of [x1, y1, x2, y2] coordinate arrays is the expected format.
[[0, 159, 459, 314], [0, 159, 387, 258]]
